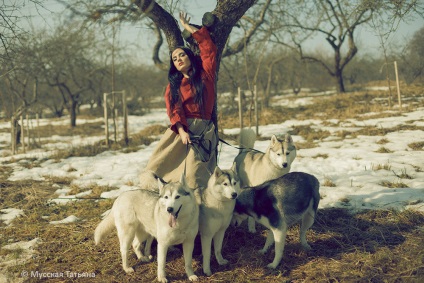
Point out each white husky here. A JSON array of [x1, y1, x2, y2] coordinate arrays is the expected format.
[[196, 164, 240, 276], [234, 128, 297, 232], [94, 174, 199, 283]]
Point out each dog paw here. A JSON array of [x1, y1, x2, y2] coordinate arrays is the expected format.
[[189, 275, 199, 281], [248, 228, 257, 233], [217, 258, 228, 265], [302, 243, 312, 251], [267, 262, 278, 269], [203, 269, 212, 276], [124, 267, 134, 273], [157, 276, 168, 283], [141, 255, 153, 262]]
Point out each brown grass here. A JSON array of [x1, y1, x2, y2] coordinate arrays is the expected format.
[[1, 180, 423, 283], [2, 86, 424, 282], [375, 146, 394, 153], [376, 138, 389, 145], [379, 180, 409, 188], [372, 163, 392, 171], [322, 177, 336, 187], [408, 141, 424, 151]]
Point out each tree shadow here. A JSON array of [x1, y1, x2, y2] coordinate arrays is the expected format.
[[127, 208, 423, 280], [217, 208, 423, 275]]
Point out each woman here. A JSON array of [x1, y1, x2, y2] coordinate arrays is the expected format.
[[142, 12, 218, 189]]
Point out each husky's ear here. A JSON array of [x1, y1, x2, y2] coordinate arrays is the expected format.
[[230, 162, 237, 172], [213, 166, 222, 177], [179, 173, 187, 187], [157, 178, 164, 194], [285, 133, 293, 143], [271, 135, 278, 145]]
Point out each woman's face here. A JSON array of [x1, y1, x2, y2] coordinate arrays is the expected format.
[[172, 48, 192, 75]]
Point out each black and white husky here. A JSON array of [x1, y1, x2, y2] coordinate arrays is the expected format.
[[232, 172, 320, 269], [234, 128, 297, 233]]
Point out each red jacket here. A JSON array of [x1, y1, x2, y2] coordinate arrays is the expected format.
[[165, 26, 217, 133]]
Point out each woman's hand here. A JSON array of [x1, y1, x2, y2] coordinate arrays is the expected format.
[[179, 130, 191, 145], [179, 11, 198, 34], [176, 123, 191, 145]]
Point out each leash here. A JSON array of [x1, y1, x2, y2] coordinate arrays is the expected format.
[[51, 197, 107, 200], [218, 137, 264, 154], [183, 141, 213, 177], [189, 142, 213, 175], [184, 143, 188, 178]]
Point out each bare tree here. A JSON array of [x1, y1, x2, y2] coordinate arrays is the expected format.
[[60, 0, 269, 71], [398, 26, 424, 85], [0, 34, 41, 153], [59, 0, 271, 129], [36, 23, 103, 127], [271, 0, 374, 93], [0, 1, 48, 61], [269, 0, 423, 93]]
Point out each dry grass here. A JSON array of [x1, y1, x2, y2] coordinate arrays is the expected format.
[[408, 141, 424, 151], [218, 89, 424, 143], [372, 163, 392, 171], [379, 179, 409, 188], [2, 86, 424, 282], [376, 138, 389, 145], [312, 153, 329, 159], [322, 177, 337, 187], [290, 125, 331, 143], [375, 146, 394, 153], [393, 168, 414, 180], [1, 179, 423, 283]]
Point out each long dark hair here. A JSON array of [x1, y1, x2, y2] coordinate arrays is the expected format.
[[168, 46, 204, 113]]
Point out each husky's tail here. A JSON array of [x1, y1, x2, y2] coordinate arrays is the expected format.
[[311, 176, 320, 214], [239, 128, 256, 153], [94, 210, 115, 245], [139, 170, 163, 191]]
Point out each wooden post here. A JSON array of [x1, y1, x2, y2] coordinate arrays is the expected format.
[[20, 115, 25, 153], [394, 61, 402, 111], [26, 113, 30, 148], [114, 107, 118, 143], [238, 87, 243, 130], [254, 84, 258, 136], [123, 90, 128, 145], [11, 118, 15, 155], [104, 93, 109, 147], [36, 113, 40, 144]]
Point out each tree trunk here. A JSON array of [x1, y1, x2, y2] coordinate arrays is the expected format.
[[335, 71, 345, 93], [70, 100, 78, 127], [334, 48, 345, 93], [135, 0, 258, 72]]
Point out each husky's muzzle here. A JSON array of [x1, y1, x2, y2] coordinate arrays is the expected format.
[[167, 205, 182, 228]]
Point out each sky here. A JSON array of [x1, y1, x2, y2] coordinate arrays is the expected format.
[[19, 0, 424, 63]]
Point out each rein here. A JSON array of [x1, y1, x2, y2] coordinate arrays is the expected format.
[[218, 137, 264, 154], [185, 142, 214, 176]]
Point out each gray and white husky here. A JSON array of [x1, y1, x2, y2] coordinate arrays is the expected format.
[[94, 174, 199, 283], [234, 128, 297, 232], [196, 164, 240, 276], [232, 172, 320, 269]]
